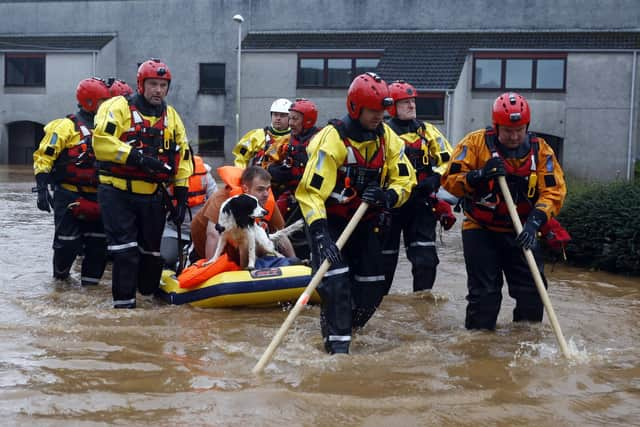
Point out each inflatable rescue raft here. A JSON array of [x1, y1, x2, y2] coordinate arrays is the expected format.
[[157, 265, 321, 308]]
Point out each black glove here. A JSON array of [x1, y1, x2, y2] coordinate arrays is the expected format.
[[516, 209, 547, 250], [415, 173, 441, 195], [35, 173, 53, 212], [126, 149, 172, 173], [309, 219, 342, 265], [361, 185, 398, 210], [170, 186, 188, 227], [467, 157, 506, 187], [267, 163, 293, 183]]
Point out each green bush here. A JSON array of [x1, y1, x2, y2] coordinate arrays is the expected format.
[[557, 179, 640, 275]]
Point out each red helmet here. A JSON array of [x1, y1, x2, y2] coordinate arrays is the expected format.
[[387, 80, 418, 117], [346, 72, 393, 119], [76, 77, 110, 113], [492, 92, 531, 128], [136, 58, 172, 95], [107, 78, 133, 97], [289, 98, 318, 130]]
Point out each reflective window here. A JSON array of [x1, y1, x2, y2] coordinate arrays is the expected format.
[[416, 94, 445, 121], [474, 59, 502, 89], [505, 59, 533, 89], [198, 126, 225, 156], [327, 58, 352, 87], [299, 58, 324, 87], [536, 59, 565, 89], [355, 58, 380, 76]]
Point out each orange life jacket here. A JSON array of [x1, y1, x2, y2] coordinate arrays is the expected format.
[[99, 103, 179, 183], [325, 119, 386, 219], [217, 165, 277, 228], [177, 253, 241, 289], [187, 155, 208, 207], [464, 127, 539, 228], [51, 114, 99, 187]]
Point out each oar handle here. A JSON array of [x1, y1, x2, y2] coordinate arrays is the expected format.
[[252, 202, 370, 374], [497, 176, 570, 359]]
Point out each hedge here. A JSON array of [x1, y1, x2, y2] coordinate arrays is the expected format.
[[556, 180, 640, 275]]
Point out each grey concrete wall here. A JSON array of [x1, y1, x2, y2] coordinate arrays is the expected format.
[[249, 0, 640, 31]]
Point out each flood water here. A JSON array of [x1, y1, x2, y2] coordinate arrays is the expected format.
[[0, 165, 638, 426]]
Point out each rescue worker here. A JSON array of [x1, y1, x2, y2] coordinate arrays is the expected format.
[[190, 166, 296, 263], [268, 98, 321, 202], [106, 78, 134, 98], [92, 59, 194, 309], [33, 77, 111, 285], [382, 80, 455, 293], [232, 98, 291, 168], [442, 92, 566, 330], [295, 72, 416, 354], [160, 154, 217, 270]]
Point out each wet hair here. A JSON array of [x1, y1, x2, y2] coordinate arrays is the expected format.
[[241, 166, 271, 186]]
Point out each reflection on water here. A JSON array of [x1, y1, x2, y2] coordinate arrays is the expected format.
[[0, 165, 638, 426]]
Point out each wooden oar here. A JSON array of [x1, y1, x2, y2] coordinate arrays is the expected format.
[[252, 202, 369, 374], [497, 176, 571, 359]]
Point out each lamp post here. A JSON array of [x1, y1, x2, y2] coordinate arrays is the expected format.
[[233, 14, 244, 145]]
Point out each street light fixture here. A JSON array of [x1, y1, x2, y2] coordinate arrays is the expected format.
[[233, 14, 244, 145]]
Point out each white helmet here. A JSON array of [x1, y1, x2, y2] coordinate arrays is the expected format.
[[270, 98, 292, 113]]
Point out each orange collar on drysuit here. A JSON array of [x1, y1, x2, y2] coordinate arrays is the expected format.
[[216, 165, 276, 223]]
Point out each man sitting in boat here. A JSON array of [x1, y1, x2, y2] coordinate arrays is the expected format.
[[190, 166, 296, 265]]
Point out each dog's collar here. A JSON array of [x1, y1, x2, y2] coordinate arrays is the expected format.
[[215, 223, 226, 233]]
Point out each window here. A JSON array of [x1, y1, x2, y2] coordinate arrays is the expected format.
[[199, 63, 225, 94], [416, 93, 445, 121], [197, 126, 225, 156], [298, 53, 381, 88], [5, 54, 45, 87], [472, 53, 566, 92]]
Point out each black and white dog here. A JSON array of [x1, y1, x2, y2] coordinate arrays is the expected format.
[[211, 193, 303, 269]]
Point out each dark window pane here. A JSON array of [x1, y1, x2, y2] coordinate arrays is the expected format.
[[416, 96, 445, 121], [474, 59, 501, 89], [199, 63, 225, 93], [355, 58, 379, 75], [198, 125, 225, 156], [5, 54, 45, 87], [536, 59, 565, 90], [327, 58, 352, 87], [505, 59, 532, 89], [299, 58, 324, 87]]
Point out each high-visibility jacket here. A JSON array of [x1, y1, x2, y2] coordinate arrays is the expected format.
[[442, 127, 566, 232], [387, 118, 453, 181], [295, 116, 416, 226], [92, 95, 192, 194], [33, 110, 98, 194], [232, 126, 291, 168]]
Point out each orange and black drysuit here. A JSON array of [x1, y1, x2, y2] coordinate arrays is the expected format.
[[232, 126, 291, 169], [92, 94, 193, 308], [382, 118, 453, 293], [33, 109, 107, 285], [295, 116, 416, 354], [442, 127, 566, 329]]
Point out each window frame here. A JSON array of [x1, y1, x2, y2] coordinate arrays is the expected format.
[[198, 63, 226, 95], [472, 52, 567, 92], [297, 52, 382, 89], [4, 53, 46, 88]]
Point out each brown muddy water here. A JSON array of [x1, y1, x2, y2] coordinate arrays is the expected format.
[[0, 165, 638, 426]]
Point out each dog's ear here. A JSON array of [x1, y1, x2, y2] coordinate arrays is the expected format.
[[234, 195, 257, 228]]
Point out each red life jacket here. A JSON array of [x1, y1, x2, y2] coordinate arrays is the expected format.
[[326, 119, 386, 219], [284, 127, 320, 187], [51, 114, 99, 187], [464, 127, 539, 228], [99, 103, 179, 183], [187, 155, 208, 207]]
